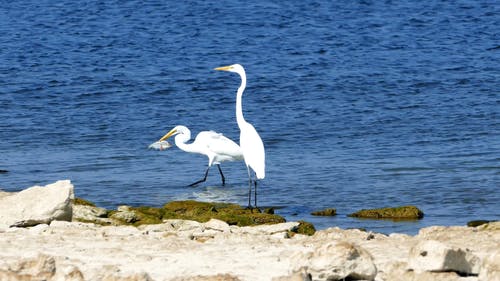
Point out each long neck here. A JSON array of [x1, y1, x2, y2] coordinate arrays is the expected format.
[[236, 71, 247, 128], [175, 132, 199, 154]]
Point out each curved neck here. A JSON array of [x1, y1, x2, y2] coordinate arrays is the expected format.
[[175, 133, 199, 154], [236, 71, 247, 128]]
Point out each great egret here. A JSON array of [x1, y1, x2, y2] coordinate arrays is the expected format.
[[214, 64, 265, 208], [158, 125, 243, 186]]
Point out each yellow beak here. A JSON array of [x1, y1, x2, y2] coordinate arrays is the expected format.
[[159, 128, 178, 142], [214, 65, 232, 71]]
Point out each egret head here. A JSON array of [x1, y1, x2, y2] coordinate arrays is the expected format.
[[159, 125, 188, 141], [214, 64, 245, 75]]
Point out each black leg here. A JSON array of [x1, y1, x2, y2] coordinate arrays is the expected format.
[[254, 179, 258, 208], [246, 166, 252, 208], [188, 167, 210, 187], [216, 164, 226, 186]]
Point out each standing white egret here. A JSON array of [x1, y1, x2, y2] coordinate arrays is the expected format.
[[214, 64, 265, 208], [158, 125, 243, 186]]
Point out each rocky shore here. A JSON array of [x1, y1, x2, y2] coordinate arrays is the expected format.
[[0, 181, 499, 281]]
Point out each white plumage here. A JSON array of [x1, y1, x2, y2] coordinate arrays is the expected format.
[[159, 125, 243, 186], [214, 64, 266, 207]]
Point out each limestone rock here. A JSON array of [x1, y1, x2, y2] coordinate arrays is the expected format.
[[72, 204, 108, 220], [0, 254, 83, 281], [290, 241, 377, 281], [170, 274, 242, 281], [0, 180, 73, 227], [477, 221, 500, 231], [238, 222, 299, 235], [101, 272, 153, 281], [204, 218, 231, 232], [479, 252, 500, 281], [272, 268, 312, 281], [408, 240, 480, 275]]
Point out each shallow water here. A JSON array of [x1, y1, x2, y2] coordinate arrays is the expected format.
[[1, 0, 499, 234]]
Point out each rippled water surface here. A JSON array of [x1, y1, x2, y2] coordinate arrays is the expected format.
[[1, 0, 499, 234]]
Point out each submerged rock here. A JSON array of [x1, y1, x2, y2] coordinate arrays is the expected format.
[[467, 220, 491, 227], [348, 205, 424, 220], [311, 208, 336, 216]]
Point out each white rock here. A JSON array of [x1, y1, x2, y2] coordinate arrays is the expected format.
[[72, 204, 108, 221], [28, 223, 50, 234], [164, 219, 204, 232], [204, 218, 231, 232], [479, 252, 500, 281], [290, 241, 377, 281], [102, 225, 141, 236], [0, 254, 56, 280], [408, 240, 480, 275], [138, 222, 176, 233], [0, 180, 73, 227], [239, 222, 299, 235]]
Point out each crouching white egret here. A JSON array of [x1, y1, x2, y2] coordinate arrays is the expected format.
[[158, 125, 243, 186], [214, 64, 266, 208]]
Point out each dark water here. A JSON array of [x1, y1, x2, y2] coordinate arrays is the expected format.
[[1, 1, 499, 234]]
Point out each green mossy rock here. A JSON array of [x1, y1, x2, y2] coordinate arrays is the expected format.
[[162, 200, 285, 226], [72, 197, 96, 207], [467, 220, 491, 227], [348, 205, 424, 220], [311, 208, 337, 216], [294, 220, 316, 236], [72, 198, 296, 228]]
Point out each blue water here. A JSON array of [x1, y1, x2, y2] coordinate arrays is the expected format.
[[1, 1, 499, 234]]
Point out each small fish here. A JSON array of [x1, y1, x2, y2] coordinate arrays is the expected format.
[[148, 140, 172, 151]]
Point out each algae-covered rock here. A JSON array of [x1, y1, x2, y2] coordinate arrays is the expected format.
[[72, 197, 96, 207], [290, 220, 316, 236], [467, 220, 490, 227], [348, 206, 423, 220], [162, 200, 286, 226], [311, 208, 336, 216], [74, 199, 287, 227]]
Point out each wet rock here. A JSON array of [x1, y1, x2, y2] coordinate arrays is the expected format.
[[0, 180, 73, 227], [311, 208, 336, 216], [72, 197, 96, 206], [162, 200, 286, 226], [293, 220, 316, 236], [348, 205, 424, 220], [467, 220, 491, 227], [408, 240, 480, 275], [290, 241, 377, 281]]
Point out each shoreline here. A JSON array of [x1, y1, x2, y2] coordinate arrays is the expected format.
[[1, 220, 499, 281], [0, 180, 498, 280]]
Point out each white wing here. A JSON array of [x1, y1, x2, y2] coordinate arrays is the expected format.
[[194, 131, 243, 162], [239, 123, 265, 179]]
